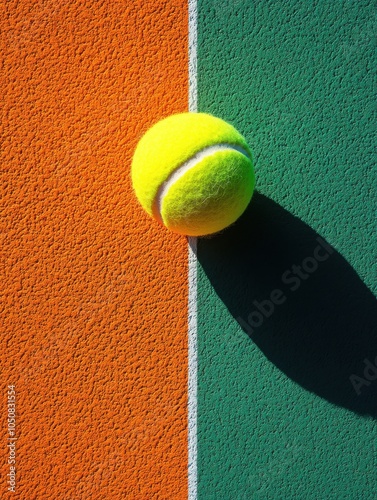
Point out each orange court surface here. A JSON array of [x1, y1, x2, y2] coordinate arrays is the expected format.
[[2, 1, 190, 498]]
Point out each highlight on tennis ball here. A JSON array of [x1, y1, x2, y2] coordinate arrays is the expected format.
[[131, 112, 255, 237]]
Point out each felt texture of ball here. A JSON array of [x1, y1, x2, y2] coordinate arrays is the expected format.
[[131, 112, 255, 237]]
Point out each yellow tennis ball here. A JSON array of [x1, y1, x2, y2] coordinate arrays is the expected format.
[[131, 112, 255, 237]]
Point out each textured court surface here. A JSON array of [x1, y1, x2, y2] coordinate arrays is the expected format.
[[1, 0, 376, 499], [197, 1, 376, 498], [2, 1, 189, 498]]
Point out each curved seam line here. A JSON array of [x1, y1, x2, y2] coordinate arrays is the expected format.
[[152, 143, 251, 223]]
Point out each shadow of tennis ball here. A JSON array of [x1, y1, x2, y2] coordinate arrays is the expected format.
[[197, 192, 377, 418]]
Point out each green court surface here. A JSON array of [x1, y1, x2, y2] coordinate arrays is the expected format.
[[196, 1, 377, 498]]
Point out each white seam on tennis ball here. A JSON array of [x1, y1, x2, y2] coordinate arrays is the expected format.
[[153, 143, 251, 222]]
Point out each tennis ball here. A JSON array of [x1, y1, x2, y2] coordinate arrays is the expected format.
[[131, 112, 255, 237]]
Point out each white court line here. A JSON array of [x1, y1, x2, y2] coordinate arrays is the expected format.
[[188, 0, 198, 498], [189, 0, 197, 113], [187, 235, 197, 500]]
